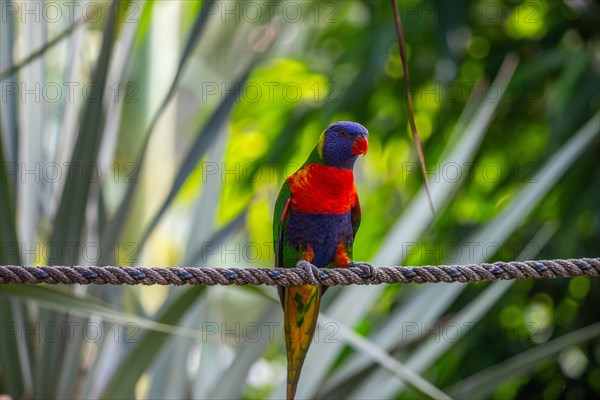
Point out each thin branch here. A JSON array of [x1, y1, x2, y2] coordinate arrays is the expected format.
[[391, 0, 435, 214]]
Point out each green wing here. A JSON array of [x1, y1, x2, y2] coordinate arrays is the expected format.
[[348, 193, 361, 259], [274, 180, 294, 306], [273, 180, 292, 269], [351, 193, 361, 238]]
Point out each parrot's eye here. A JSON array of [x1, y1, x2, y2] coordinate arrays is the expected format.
[[339, 130, 349, 138]]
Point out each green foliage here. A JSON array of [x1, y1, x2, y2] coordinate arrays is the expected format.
[[0, 1, 598, 399]]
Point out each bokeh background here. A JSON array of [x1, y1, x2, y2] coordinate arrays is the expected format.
[[1, 0, 599, 399]]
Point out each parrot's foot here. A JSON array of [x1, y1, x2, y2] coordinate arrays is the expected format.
[[296, 260, 320, 285], [349, 261, 376, 280]]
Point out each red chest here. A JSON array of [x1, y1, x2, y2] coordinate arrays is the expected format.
[[287, 164, 357, 214]]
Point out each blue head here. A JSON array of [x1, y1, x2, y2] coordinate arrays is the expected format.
[[318, 121, 369, 169]]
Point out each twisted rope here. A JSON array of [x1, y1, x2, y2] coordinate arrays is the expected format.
[[0, 258, 597, 286]]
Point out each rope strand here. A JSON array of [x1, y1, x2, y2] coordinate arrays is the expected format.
[[0, 258, 597, 286]]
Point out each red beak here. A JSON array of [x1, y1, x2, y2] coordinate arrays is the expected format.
[[352, 135, 368, 155]]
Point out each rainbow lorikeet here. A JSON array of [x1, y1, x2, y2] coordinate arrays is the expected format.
[[273, 121, 369, 399]]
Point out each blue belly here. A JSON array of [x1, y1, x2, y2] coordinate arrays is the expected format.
[[286, 211, 354, 268]]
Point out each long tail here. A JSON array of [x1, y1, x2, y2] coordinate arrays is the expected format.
[[282, 284, 322, 400]]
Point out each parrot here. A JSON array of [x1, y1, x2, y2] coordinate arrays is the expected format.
[[273, 121, 368, 399]]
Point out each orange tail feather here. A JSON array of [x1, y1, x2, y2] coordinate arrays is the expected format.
[[283, 284, 322, 400]]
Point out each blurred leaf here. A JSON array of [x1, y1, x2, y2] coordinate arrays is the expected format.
[[137, 64, 257, 256], [50, 2, 119, 265], [461, 114, 598, 256], [99, 0, 216, 263], [0, 297, 26, 398], [1, 285, 207, 339], [187, 209, 248, 265], [0, 1, 18, 166], [0, 130, 19, 265], [100, 286, 205, 398], [0, 18, 84, 81], [447, 323, 600, 398], [147, 298, 203, 399], [208, 305, 279, 399], [184, 129, 228, 254], [320, 312, 452, 400]]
